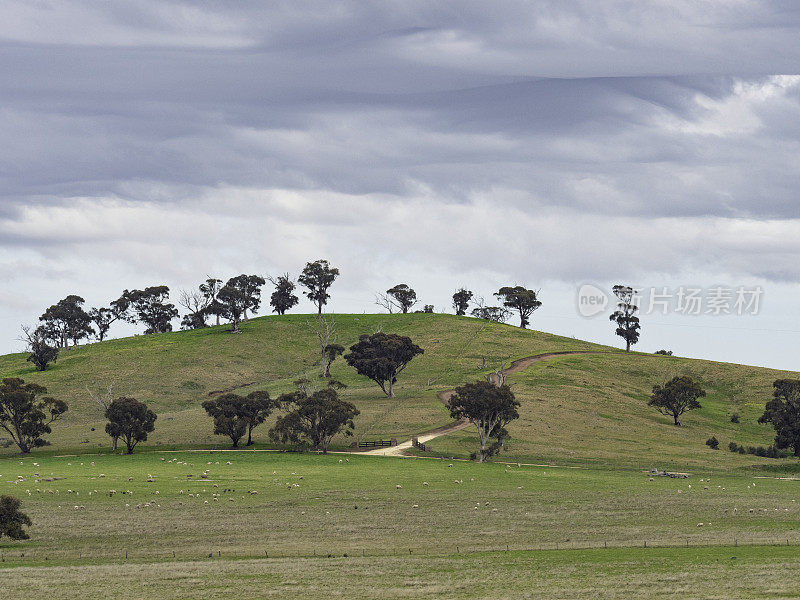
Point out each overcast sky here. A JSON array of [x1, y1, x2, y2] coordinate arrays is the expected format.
[[2, 1, 800, 370]]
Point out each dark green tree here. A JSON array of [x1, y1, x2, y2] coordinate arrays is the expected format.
[[759, 379, 800, 457], [240, 391, 280, 446], [452, 288, 473, 316], [89, 295, 131, 342], [0, 495, 32, 541], [226, 274, 266, 322], [298, 259, 339, 314], [448, 380, 520, 462], [202, 393, 251, 447], [21, 326, 59, 371], [609, 285, 640, 351], [648, 375, 705, 426], [216, 285, 248, 333], [386, 284, 417, 313], [104, 397, 156, 454], [121, 286, 178, 334], [268, 273, 299, 315], [39, 295, 93, 347], [344, 332, 423, 397], [269, 383, 358, 453], [0, 378, 67, 453], [494, 286, 542, 329], [199, 278, 223, 326]]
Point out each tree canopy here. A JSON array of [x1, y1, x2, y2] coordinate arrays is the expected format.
[[386, 284, 417, 313], [298, 259, 339, 314], [452, 288, 473, 316], [39, 295, 93, 348], [495, 286, 542, 329], [0, 378, 67, 453], [104, 397, 157, 454], [609, 285, 640, 351], [0, 495, 32, 541], [269, 273, 299, 315], [202, 391, 278, 447], [121, 286, 178, 334], [759, 379, 800, 457], [449, 380, 519, 462], [648, 375, 705, 426], [344, 332, 423, 397], [269, 383, 358, 453], [21, 326, 59, 371]]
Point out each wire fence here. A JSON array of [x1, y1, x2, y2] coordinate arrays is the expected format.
[[2, 535, 798, 565]]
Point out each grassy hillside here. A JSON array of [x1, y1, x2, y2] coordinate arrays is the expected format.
[[0, 313, 796, 471]]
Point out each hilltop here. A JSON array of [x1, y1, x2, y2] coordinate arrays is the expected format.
[[0, 313, 796, 470]]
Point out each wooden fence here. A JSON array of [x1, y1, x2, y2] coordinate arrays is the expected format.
[[412, 437, 429, 452], [355, 439, 397, 449]]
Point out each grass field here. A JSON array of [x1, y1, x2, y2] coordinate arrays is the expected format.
[[2, 313, 800, 597], [2, 450, 800, 598]]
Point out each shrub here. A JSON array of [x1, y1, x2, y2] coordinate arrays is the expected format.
[[730, 413, 740, 423], [705, 436, 719, 449], [738, 446, 746, 454], [655, 349, 673, 356], [729, 441, 740, 453]]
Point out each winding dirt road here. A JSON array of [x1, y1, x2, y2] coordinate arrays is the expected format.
[[362, 350, 608, 456]]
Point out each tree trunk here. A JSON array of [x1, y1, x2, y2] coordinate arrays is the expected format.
[[246, 428, 253, 446], [111, 437, 118, 451], [626, 339, 631, 352], [673, 414, 681, 426]]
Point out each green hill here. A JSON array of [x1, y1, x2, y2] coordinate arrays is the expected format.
[[0, 313, 796, 470]]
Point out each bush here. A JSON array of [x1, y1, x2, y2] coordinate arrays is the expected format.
[[727, 441, 789, 458], [705, 436, 719, 449], [730, 413, 740, 423], [655, 349, 673, 356]]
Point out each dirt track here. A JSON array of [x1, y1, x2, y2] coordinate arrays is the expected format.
[[363, 350, 607, 456]]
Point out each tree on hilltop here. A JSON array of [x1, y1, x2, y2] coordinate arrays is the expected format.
[[386, 284, 417, 313], [299, 260, 339, 314], [609, 285, 640, 352], [120, 286, 178, 334], [268, 273, 299, 315], [495, 286, 541, 329], [452, 288, 473, 316]]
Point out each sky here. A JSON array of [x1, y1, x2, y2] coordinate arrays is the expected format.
[[1, 1, 799, 370]]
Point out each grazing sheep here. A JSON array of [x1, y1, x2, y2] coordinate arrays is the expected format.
[[396, 485, 402, 489], [423, 482, 429, 486]]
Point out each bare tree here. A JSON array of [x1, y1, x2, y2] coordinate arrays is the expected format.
[[308, 315, 344, 377], [178, 289, 211, 329], [86, 381, 119, 450], [374, 292, 396, 314], [484, 359, 511, 387]]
